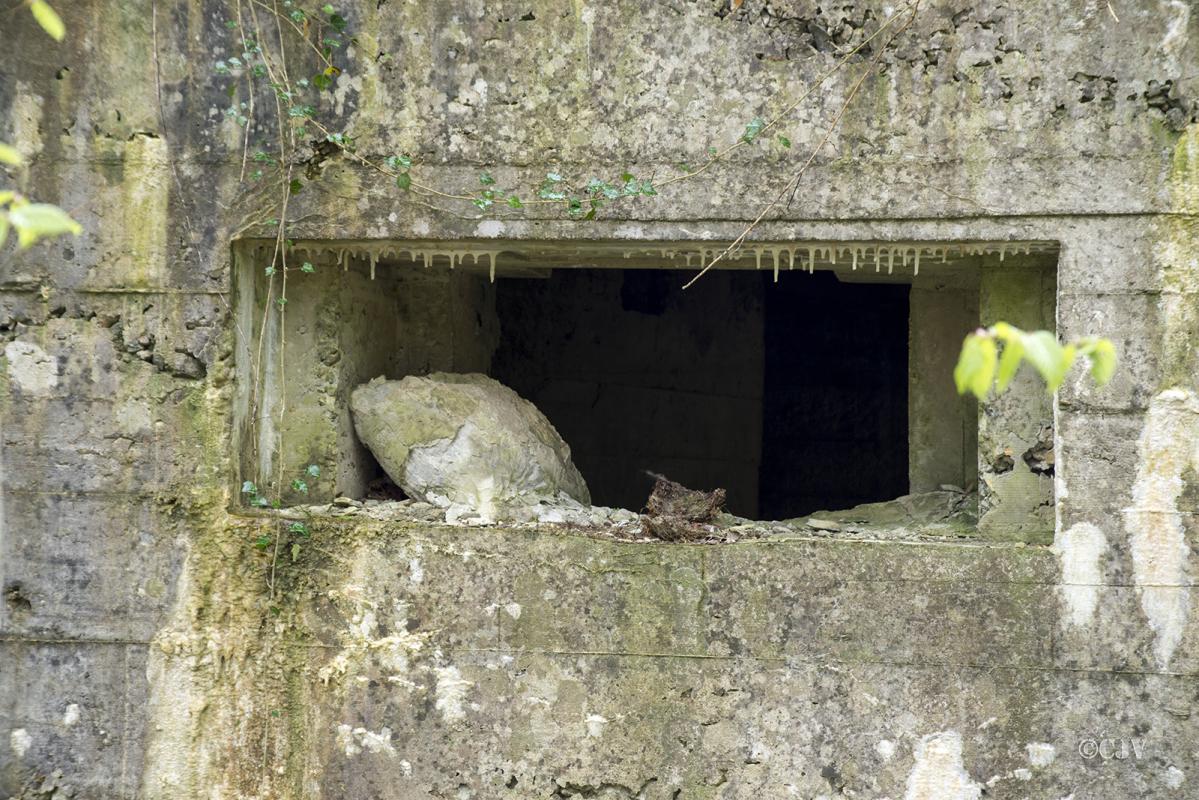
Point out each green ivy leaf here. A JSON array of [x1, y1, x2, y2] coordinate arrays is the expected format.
[[312, 72, 332, 91], [641, 182, 657, 196], [291, 478, 308, 494], [306, 464, 321, 478], [953, 332, 997, 400], [545, 172, 563, 183], [1079, 338, 1117, 385], [329, 13, 347, 32], [322, 3, 335, 13], [995, 334, 1024, 391], [8, 202, 82, 248], [507, 195, 523, 209], [30, 0, 66, 41], [1021, 330, 1071, 392], [264, 265, 276, 276], [396, 172, 411, 190], [288, 178, 303, 195], [300, 261, 315, 273], [242, 481, 258, 494], [479, 172, 496, 186], [742, 117, 765, 142], [254, 534, 272, 550], [0, 143, 22, 166], [777, 135, 791, 148]]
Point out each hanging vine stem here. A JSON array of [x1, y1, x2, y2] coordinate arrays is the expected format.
[[684, 1, 921, 288]]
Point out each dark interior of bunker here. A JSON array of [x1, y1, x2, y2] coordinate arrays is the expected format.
[[491, 269, 910, 519]]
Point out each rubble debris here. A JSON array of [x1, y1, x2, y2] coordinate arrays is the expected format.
[[991, 447, 1015, 473], [1022, 425, 1055, 475], [350, 373, 590, 522], [640, 473, 727, 541], [796, 488, 978, 538]]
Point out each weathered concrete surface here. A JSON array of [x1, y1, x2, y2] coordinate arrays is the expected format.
[[134, 517, 1199, 799], [1, 0, 1197, 797]]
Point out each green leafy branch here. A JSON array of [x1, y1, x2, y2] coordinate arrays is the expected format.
[[0, 2, 80, 253], [954, 322, 1117, 400]]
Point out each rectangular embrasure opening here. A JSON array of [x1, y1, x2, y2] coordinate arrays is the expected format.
[[232, 239, 1059, 543]]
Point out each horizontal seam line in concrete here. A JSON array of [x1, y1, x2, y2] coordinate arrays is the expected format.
[[448, 646, 1197, 678], [2, 637, 1192, 679], [251, 211, 1199, 227], [0, 489, 164, 498], [0, 634, 150, 646]]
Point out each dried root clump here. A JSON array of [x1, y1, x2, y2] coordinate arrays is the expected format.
[[641, 472, 727, 541]]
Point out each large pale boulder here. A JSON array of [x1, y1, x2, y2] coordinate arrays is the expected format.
[[350, 373, 590, 520]]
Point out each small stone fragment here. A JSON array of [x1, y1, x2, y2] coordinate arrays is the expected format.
[[805, 517, 842, 531], [332, 496, 362, 508]]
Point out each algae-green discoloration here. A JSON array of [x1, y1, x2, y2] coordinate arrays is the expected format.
[[1158, 125, 1199, 391]]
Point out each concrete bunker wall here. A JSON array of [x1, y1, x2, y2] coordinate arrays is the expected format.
[[2, 0, 1198, 798]]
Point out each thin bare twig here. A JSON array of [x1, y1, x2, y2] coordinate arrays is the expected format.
[[683, 3, 920, 289]]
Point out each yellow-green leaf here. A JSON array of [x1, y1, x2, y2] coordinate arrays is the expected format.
[[1021, 330, 1071, 392], [954, 333, 998, 400], [1082, 338, 1117, 385], [9, 202, 81, 248], [30, 1, 66, 41], [996, 335, 1024, 391], [0, 144, 21, 166]]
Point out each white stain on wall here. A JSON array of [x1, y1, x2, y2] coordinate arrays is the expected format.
[[585, 714, 609, 738], [1124, 389, 1198, 667], [1026, 742, 1056, 767], [10, 728, 32, 759], [335, 724, 396, 757], [1052, 523, 1107, 628], [434, 666, 473, 722], [904, 731, 981, 800], [5, 341, 58, 395]]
